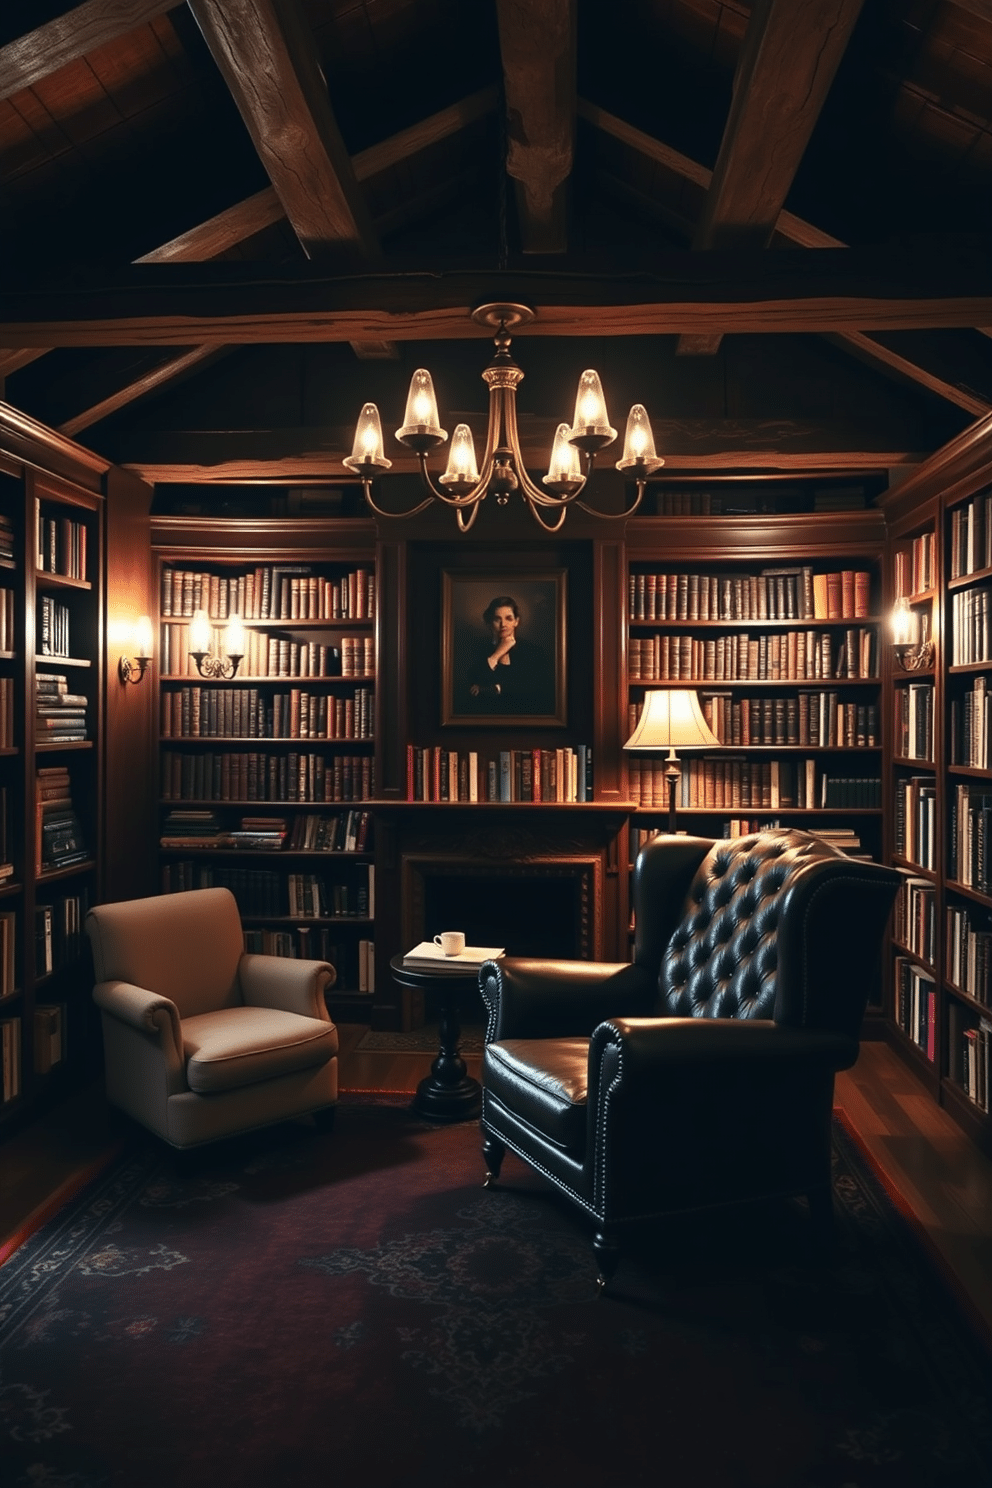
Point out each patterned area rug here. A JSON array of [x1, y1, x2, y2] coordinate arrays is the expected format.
[[355, 1024, 486, 1054], [1, 1107, 990, 1488]]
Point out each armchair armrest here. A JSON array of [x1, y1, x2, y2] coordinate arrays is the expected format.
[[480, 957, 657, 1042], [589, 1016, 859, 1081], [238, 954, 334, 1020], [93, 979, 183, 1049]]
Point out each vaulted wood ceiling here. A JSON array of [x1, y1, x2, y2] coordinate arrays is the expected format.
[[2, 0, 992, 489]]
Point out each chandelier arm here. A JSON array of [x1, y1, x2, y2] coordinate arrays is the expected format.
[[522, 497, 569, 533], [456, 501, 483, 533], [360, 480, 437, 520], [574, 480, 648, 520], [498, 382, 587, 508], [414, 453, 493, 507]]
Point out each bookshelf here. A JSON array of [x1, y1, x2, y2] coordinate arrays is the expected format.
[[0, 451, 104, 1130], [150, 524, 378, 1013]]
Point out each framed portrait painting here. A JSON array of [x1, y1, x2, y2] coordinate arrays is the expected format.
[[441, 570, 567, 727]]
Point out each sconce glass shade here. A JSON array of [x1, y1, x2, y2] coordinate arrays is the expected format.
[[397, 369, 447, 446], [569, 370, 616, 445], [890, 596, 920, 646], [224, 613, 245, 658], [624, 689, 721, 753], [190, 608, 212, 655], [439, 423, 480, 486], [543, 422, 583, 487], [343, 403, 392, 474], [616, 404, 665, 472], [134, 614, 153, 659]]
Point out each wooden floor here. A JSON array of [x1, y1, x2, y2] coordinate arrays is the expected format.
[[3, 1033, 991, 1340]]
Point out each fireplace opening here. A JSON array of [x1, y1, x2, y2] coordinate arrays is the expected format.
[[422, 869, 588, 960]]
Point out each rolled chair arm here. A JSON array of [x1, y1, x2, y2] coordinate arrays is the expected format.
[[589, 1016, 859, 1082], [480, 957, 657, 1042], [238, 954, 335, 1020], [93, 979, 182, 1044]]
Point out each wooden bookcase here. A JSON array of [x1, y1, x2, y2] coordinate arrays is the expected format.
[[149, 519, 378, 1019], [0, 449, 105, 1132]]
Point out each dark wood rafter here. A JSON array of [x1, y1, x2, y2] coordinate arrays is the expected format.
[[58, 346, 225, 437], [579, 100, 992, 416], [0, 0, 178, 103], [495, 0, 576, 254], [677, 0, 866, 357], [3, 248, 992, 347], [110, 415, 928, 485]]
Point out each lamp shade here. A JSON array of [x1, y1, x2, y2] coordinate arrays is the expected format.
[[624, 689, 720, 752]]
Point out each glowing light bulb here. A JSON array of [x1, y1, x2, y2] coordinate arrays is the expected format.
[[616, 404, 663, 471], [343, 403, 391, 473], [440, 423, 480, 486], [543, 423, 583, 487], [397, 369, 446, 444]]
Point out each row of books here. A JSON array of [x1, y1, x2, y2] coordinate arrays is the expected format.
[[36, 507, 87, 581], [0, 586, 14, 651], [0, 787, 11, 881], [628, 567, 872, 623], [629, 628, 878, 682], [160, 685, 374, 741], [688, 691, 879, 749], [0, 909, 15, 996], [948, 1003, 991, 1112], [894, 682, 934, 763], [1, 1016, 21, 1102], [160, 750, 375, 804], [33, 1002, 67, 1074], [950, 783, 992, 894], [240, 927, 375, 992], [161, 565, 376, 621], [949, 489, 992, 580], [894, 955, 936, 1062], [160, 623, 374, 679], [36, 766, 88, 874], [894, 775, 937, 871], [35, 892, 88, 976], [160, 808, 372, 854], [0, 510, 13, 563], [628, 757, 881, 811], [0, 676, 12, 749], [894, 533, 936, 599], [946, 902, 992, 1006], [406, 744, 594, 803], [950, 585, 992, 666], [951, 677, 992, 769], [157, 862, 373, 919], [37, 671, 88, 743], [38, 596, 72, 658], [631, 823, 872, 860], [894, 877, 937, 967]]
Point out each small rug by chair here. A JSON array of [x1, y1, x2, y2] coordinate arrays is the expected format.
[[355, 1024, 486, 1053], [1, 1107, 990, 1488]]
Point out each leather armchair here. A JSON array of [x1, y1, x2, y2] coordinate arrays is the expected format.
[[86, 886, 339, 1149], [479, 829, 899, 1288]]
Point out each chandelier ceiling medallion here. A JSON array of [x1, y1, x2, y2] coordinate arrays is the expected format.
[[343, 303, 664, 533]]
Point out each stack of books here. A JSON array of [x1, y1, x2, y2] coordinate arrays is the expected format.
[[0, 511, 14, 564], [401, 941, 505, 971], [159, 809, 226, 848], [36, 672, 88, 742], [224, 816, 287, 850], [36, 766, 88, 872]]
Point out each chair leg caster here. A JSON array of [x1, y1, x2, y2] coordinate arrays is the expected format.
[[483, 1171, 496, 1189], [481, 1132, 505, 1187], [592, 1229, 621, 1295]]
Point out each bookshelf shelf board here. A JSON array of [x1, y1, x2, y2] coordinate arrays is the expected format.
[[34, 656, 90, 669], [34, 572, 91, 592], [893, 668, 936, 681], [159, 798, 373, 808], [634, 805, 882, 817], [158, 736, 374, 747], [239, 915, 375, 927], [627, 618, 879, 630], [0, 557, 14, 571], [0, 650, 13, 662], [631, 677, 881, 689], [0, 879, 22, 897], [945, 879, 992, 910], [0, 987, 23, 1006], [677, 745, 882, 754], [36, 859, 96, 885], [371, 799, 637, 813], [0, 746, 18, 757], [890, 940, 937, 973], [892, 855, 938, 879], [158, 847, 374, 860], [948, 566, 992, 590], [160, 673, 375, 685], [948, 764, 992, 780], [944, 981, 991, 1017], [899, 587, 936, 604], [893, 755, 936, 768], [35, 741, 92, 754], [948, 661, 992, 675]]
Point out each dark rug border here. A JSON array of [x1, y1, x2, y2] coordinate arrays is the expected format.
[[833, 1103, 992, 1360], [0, 1136, 127, 1268]]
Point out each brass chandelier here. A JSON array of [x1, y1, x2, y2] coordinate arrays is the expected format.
[[343, 303, 663, 533]]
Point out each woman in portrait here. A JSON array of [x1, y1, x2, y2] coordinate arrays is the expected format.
[[463, 595, 555, 715]]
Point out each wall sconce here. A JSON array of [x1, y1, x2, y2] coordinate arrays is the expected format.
[[118, 615, 153, 685], [891, 597, 934, 672], [190, 609, 245, 679], [624, 688, 720, 834]]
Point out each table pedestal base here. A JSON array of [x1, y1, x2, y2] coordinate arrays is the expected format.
[[413, 1001, 481, 1121]]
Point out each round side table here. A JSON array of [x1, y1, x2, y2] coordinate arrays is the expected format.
[[389, 955, 484, 1121]]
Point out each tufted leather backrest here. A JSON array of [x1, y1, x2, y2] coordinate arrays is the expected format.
[[658, 829, 867, 1027]]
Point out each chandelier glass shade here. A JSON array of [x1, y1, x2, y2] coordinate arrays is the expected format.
[[343, 303, 664, 532]]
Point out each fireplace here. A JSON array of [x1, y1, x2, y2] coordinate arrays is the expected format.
[[412, 858, 598, 960]]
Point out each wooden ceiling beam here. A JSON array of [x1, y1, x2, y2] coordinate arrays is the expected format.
[[4, 249, 992, 346], [0, 0, 177, 103], [57, 346, 227, 437], [581, 100, 992, 415], [111, 416, 928, 485], [677, 0, 865, 356], [495, 0, 576, 253]]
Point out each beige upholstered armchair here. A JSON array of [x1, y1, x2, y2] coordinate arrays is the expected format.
[[85, 886, 339, 1149]]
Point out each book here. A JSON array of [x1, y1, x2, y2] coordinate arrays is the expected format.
[[401, 941, 505, 970]]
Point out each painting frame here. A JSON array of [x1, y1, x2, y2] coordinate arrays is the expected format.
[[441, 569, 567, 727]]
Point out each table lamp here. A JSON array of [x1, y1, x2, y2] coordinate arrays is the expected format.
[[624, 688, 720, 833]]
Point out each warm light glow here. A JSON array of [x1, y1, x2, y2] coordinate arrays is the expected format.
[[440, 423, 480, 485], [570, 370, 616, 439], [397, 369, 446, 442], [890, 596, 919, 646], [225, 613, 245, 658], [190, 608, 212, 655], [616, 404, 664, 471], [134, 614, 154, 659], [624, 689, 721, 752], [343, 403, 391, 473], [543, 422, 583, 485]]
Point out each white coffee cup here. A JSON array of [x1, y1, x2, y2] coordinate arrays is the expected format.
[[434, 931, 466, 956]]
